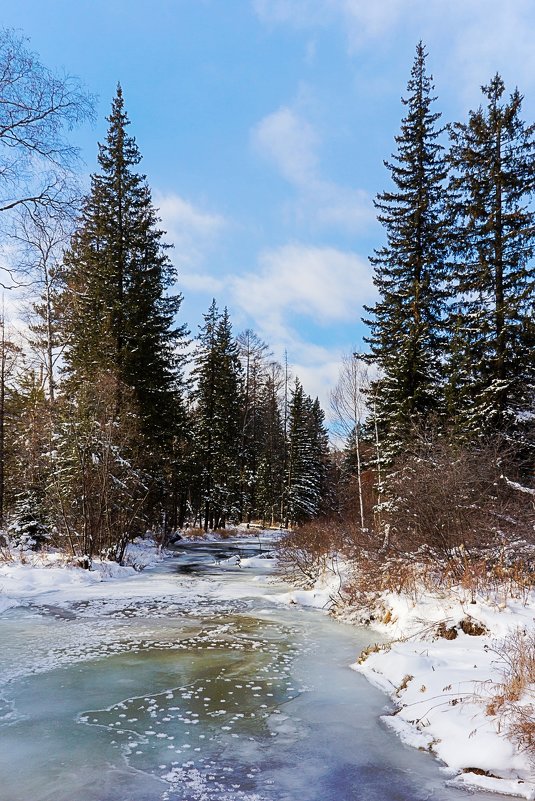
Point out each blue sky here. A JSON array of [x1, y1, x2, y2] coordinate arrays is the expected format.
[[3, 0, 535, 412]]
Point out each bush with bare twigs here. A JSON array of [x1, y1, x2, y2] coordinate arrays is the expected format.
[[486, 629, 535, 759], [277, 519, 343, 584], [384, 436, 534, 560], [0, 534, 12, 562], [367, 435, 535, 596], [279, 433, 534, 605]]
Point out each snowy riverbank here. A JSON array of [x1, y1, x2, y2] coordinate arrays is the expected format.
[[1, 536, 534, 798], [0, 537, 167, 615], [0, 528, 281, 615], [278, 557, 535, 799]]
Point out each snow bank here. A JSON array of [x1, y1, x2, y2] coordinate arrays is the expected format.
[[0, 559, 107, 607], [275, 555, 350, 610], [123, 536, 167, 570], [278, 556, 535, 798], [355, 587, 535, 797], [0, 536, 166, 610]]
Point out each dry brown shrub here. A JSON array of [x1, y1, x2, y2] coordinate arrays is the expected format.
[[278, 432, 534, 612], [509, 708, 535, 756], [0, 537, 13, 562], [213, 527, 237, 539], [277, 518, 344, 583], [384, 435, 534, 564], [396, 674, 414, 695], [184, 527, 207, 539], [342, 551, 435, 609], [431, 546, 535, 604], [340, 556, 383, 611], [379, 558, 427, 599], [356, 642, 384, 664], [486, 629, 535, 759], [365, 434, 535, 602], [436, 622, 458, 640], [459, 617, 488, 636], [487, 555, 535, 605]]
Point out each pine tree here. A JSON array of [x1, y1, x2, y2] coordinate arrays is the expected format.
[[236, 329, 271, 521], [309, 397, 331, 517], [255, 372, 285, 526], [0, 324, 24, 526], [286, 379, 329, 525], [446, 75, 535, 444], [364, 43, 447, 458], [6, 368, 50, 507], [60, 86, 187, 468], [7, 490, 50, 551], [191, 301, 243, 530]]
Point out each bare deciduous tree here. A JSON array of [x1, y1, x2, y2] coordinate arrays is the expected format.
[[10, 205, 72, 403], [47, 373, 149, 561], [330, 353, 370, 530], [0, 29, 93, 218]]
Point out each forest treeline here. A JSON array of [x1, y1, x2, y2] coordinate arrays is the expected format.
[[284, 43, 534, 588], [0, 32, 533, 567], [0, 32, 331, 559]]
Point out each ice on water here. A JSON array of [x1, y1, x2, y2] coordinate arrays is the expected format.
[[0, 538, 501, 801]]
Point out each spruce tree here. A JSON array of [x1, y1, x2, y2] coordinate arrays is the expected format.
[[446, 75, 535, 445], [60, 86, 187, 468], [309, 396, 332, 517], [255, 372, 285, 526], [364, 43, 447, 458], [236, 329, 270, 521], [285, 380, 329, 525], [191, 301, 243, 530], [47, 375, 146, 560]]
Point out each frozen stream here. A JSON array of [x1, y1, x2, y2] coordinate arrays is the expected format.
[[0, 536, 499, 801]]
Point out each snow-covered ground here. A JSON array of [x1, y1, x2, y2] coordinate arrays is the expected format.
[[277, 557, 535, 799], [0, 537, 167, 615]]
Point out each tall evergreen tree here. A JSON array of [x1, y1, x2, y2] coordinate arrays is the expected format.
[[255, 372, 286, 526], [309, 397, 332, 517], [446, 75, 535, 444], [191, 301, 243, 530], [285, 379, 329, 525], [236, 329, 270, 521], [47, 374, 147, 560], [364, 43, 447, 458], [60, 86, 187, 467]]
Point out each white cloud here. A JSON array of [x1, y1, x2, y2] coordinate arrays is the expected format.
[[253, 0, 535, 100], [157, 193, 226, 237], [252, 0, 406, 44], [156, 192, 227, 262], [179, 272, 224, 294], [252, 106, 374, 232], [305, 39, 317, 66], [335, 0, 408, 47], [253, 106, 319, 186], [155, 191, 228, 295], [290, 343, 345, 418], [229, 242, 376, 410], [231, 242, 374, 338], [0, 242, 36, 338], [310, 182, 372, 231], [442, 0, 535, 105]]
